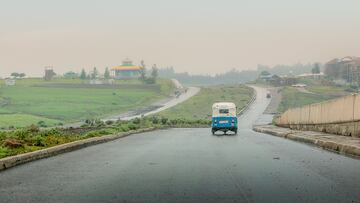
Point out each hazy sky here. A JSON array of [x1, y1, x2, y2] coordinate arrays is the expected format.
[[1, 0, 360, 77]]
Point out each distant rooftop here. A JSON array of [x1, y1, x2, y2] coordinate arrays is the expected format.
[[122, 58, 133, 66], [111, 58, 143, 71]]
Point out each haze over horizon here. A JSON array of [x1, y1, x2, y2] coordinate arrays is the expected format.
[[1, 0, 360, 77]]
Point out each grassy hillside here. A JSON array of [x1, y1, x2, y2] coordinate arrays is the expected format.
[[158, 85, 254, 120], [0, 78, 174, 129], [277, 87, 337, 113]]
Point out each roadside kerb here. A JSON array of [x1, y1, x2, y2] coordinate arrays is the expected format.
[[253, 125, 360, 158], [0, 127, 158, 171]]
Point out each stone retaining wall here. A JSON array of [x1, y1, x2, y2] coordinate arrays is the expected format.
[[276, 92, 360, 137]]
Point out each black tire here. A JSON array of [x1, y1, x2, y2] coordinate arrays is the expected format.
[[234, 129, 238, 135], [211, 129, 216, 135]]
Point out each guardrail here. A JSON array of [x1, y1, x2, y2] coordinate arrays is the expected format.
[[238, 86, 256, 116]]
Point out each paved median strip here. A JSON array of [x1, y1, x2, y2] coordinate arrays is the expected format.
[[0, 127, 157, 171], [253, 125, 360, 158]]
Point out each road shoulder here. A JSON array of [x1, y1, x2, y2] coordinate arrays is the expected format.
[[253, 125, 360, 158]]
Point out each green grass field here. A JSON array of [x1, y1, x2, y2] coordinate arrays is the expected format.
[[0, 78, 174, 129], [277, 87, 336, 113], [158, 85, 254, 120]]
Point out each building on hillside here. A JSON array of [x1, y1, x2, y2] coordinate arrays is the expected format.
[[297, 72, 324, 80], [325, 56, 360, 85], [111, 59, 144, 79], [268, 74, 297, 86], [292, 83, 307, 88], [259, 74, 273, 81]]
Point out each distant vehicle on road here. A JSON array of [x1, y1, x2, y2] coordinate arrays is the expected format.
[[211, 102, 237, 135], [266, 91, 271, 98]]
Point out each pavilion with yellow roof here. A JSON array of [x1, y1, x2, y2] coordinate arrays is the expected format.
[[111, 59, 143, 79]]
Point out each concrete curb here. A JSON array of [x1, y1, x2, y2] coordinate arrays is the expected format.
[[253, 125, 360, 158], [0, 127, 157, 171]]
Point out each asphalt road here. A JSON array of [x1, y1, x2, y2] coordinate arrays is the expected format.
[[1, 87, 360, 203]]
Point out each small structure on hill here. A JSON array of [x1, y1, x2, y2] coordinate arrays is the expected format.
[[292, 83, 307, 88], [5, 79, 16, 86], [111, 59, 144, 79], [44, 67, 56, 81]]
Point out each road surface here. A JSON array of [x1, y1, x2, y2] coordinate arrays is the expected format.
[[1, 87, 359, 203]]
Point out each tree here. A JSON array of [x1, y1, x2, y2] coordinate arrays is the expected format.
[[151, 64, 158, 79], [260, 70, 271, 76], [104, 67, 110, 79], [91, 67, 98, 79], [63, 71, 77, 79], [19, 73, 26, 78], [312, 63, 321, 74], [139, 60, 147, 83], [11, 72, 19, 78], [80, 69, 87, 80]]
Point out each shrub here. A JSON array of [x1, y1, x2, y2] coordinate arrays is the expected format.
[[170, 119, 178, 125], [120, 125, 130, 132], [127, 123, 138, 130], [32, 135, 46, 147], [27, 124, 40, 133], [85, 119, 92, 125], [161, 117, 168, 125], [85, 132, 98, 137], [37, 121, 47, 127], [95, 119, 105, 127], [40, 128, 62, 137], [105, 120, 114, 125], [0, 131, 6, 140], [132, 118, 141, 125], [13, 129, 29, 140], [150, 116, 159, 124], [0, 146, 10, 158], [98, 129, 113, 135]]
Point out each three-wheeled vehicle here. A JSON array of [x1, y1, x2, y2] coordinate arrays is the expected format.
[[211, 102, 238, 135]]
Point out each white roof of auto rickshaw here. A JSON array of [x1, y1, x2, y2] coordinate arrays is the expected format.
[[212, 102, 236, 109]]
